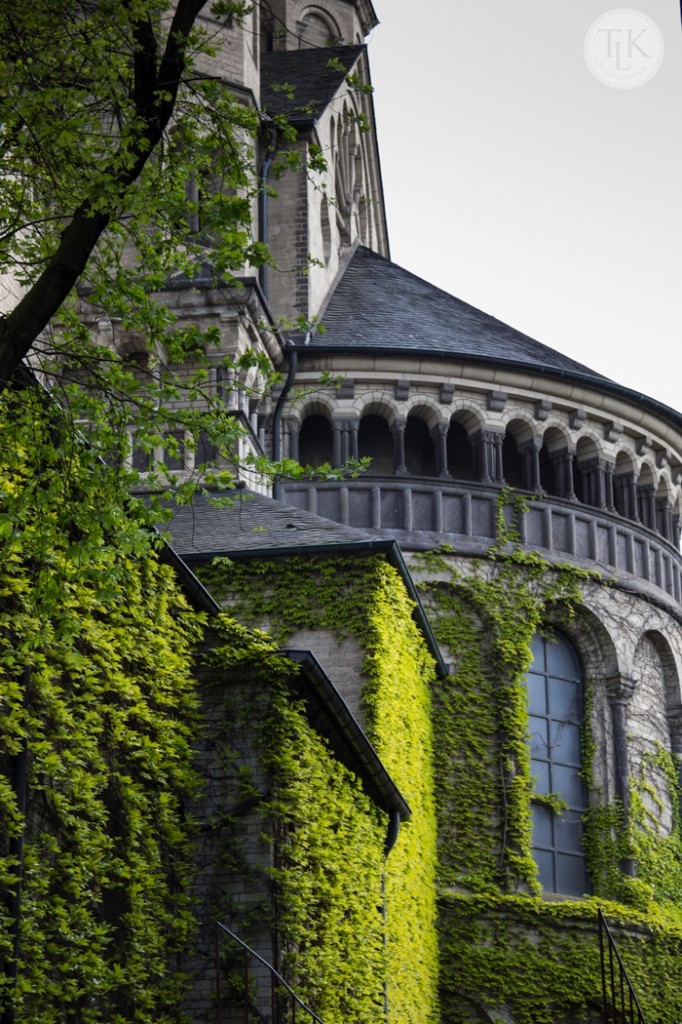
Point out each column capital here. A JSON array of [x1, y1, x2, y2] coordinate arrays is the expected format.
[[606, 675, 637, 704]]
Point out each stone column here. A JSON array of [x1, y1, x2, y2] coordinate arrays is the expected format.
[[606, 675, 637, 877], [287, 420, 300, 462], [491, 432, 505, 484], [392, 419, 407, 475], [471, 430, 495, 485], [656, 499, 673, 542], [430, 423, 450, 478], [331, 419, 343, 468], [551, 448, 577, 501], [519, 438, 542, 493], [346, 420, 359, 462], [638, 485, 656, 530], [603, 461, 616, 513]]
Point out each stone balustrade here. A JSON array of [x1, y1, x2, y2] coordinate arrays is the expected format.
[[282, 477, 682, 606]]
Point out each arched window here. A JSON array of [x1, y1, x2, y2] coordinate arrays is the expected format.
[[526, 630, 589, 896]]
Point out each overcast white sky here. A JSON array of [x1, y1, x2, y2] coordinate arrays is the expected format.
[[368, 2, 682, 414]]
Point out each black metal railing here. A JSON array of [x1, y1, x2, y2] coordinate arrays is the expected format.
[[215, 922, 324, 1024], [598, 909, 646, 1023]]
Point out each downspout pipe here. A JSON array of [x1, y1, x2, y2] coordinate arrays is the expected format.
[[382, 811, 401, 1024], [272, 341, 299, 501]]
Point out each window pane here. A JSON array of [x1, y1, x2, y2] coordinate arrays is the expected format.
[[554, 812, 584, 854], [556, 853, 588, 897], [531, 759, 551, 795], [527, 673, 546, 714], [529, 716, 549, 759], [552, 764, 585, 809], [549, 678, 580, 721], [534, 849, 555, 891], [550, 721, 581, 764], [546, 636, 580, 679], [530, 633, 546, 670], [532, 804, 553, 847]]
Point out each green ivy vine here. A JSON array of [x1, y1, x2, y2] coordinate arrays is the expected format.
[[200, 554, 440, 1024], [0, 389, 203, 1023], [412, 493, 682, 1023]]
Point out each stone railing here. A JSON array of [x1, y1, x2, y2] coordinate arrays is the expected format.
[[281, 477, 682, 606]]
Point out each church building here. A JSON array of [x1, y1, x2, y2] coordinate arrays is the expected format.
[[155, 2, 682, 1022], [4, 3, 682, 1024]]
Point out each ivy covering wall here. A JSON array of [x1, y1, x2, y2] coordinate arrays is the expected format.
[[201, 554, 440, 1024], [0, 389, 204, 1023], [413, 500, 682, 1024]]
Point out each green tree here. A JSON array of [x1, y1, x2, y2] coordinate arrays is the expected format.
[[0, 0, 279, 495]]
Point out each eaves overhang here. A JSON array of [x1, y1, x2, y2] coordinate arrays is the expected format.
[[282, 648, 410, 820], [291, 341, 682, 438]]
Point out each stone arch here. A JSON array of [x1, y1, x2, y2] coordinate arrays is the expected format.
[[448, 403, 485, 436], [403, 395, 443, 429], [354, 391, 400, 427], [298, 6, 342, 47]]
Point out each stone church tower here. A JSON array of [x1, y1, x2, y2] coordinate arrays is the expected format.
[[158, 2, 682, 1022]]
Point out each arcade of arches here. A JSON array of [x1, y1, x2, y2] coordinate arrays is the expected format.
[[293, 412, 681, 547]]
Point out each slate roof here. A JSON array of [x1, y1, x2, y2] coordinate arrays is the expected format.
[[162, 488, 382, 558], [261, 45, 365, 127], [310, 246, 606, 381]]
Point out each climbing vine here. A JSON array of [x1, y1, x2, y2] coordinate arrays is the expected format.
[[413, 493, 682, 1023], [200, 554, 440, 1024], [0, 389, 203, 1023]]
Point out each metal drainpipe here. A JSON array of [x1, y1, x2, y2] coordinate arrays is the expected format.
[[271, 341, 300, 500], [258, 122, 278, 299], [381, 811, 401, 1024], [3, 668, 29, 1024]]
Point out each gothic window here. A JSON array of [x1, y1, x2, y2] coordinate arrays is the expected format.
[[526, 630, 589, 896]]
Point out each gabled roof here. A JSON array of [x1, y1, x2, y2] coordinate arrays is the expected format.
[[308, 246, 606, 380], [162, 487, 382, 557], [261, 45, 365, 127]]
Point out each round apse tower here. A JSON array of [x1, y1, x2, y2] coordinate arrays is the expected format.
[[279, 245, 682, 1023]]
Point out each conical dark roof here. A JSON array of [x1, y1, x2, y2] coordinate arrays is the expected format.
[[311, 246, 605, 380]]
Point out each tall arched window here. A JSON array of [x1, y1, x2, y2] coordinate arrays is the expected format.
[[526, 630, 589, 896]]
